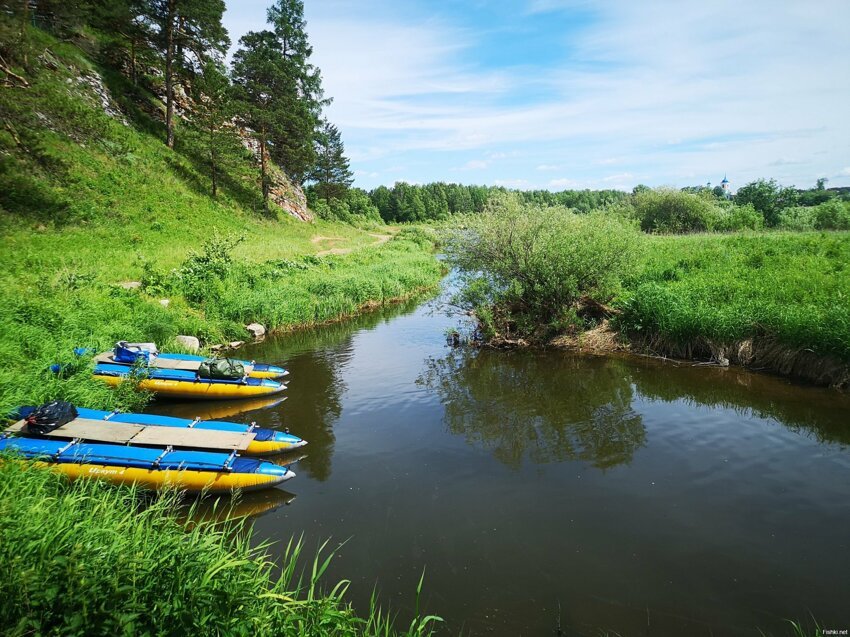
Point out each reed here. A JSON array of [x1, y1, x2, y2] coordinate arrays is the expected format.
[[0, 459, 441, 636]]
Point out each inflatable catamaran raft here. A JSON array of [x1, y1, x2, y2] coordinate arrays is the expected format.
[[95, 342, 289, 379], [88, 343, 289, 401], [1, 403, 304, 492], [0, 437, 294, 493]]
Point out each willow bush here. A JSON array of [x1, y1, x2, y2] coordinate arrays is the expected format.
[[444, 194, 643, 340]]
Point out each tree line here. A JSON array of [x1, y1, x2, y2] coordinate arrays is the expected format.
[[360, 183, 630, 223], [354, 179, 849, 232], [2, 0, 354, 213]]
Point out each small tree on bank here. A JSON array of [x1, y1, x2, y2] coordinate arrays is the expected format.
[[190, 60, 240, 198], [308, 119, 352, 203], [445, 194, 643, 340]]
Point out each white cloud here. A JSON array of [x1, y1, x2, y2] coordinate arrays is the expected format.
[[602, 172, 634, 182], [495, 179, 530, 188], [225, 0, 850, 189], [549, 178, 580, 189], [462, 160, 489, 170]]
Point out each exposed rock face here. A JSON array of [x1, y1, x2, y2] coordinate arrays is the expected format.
[[76, 72, 129, 125], [240, 132, 312, 222]]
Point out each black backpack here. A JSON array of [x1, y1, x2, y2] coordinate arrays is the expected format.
[[24, 401, 78, 435]]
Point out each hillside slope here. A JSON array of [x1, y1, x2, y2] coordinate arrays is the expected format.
[[0, 26, 442, 413]]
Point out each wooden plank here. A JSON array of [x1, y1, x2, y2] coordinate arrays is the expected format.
[[151, 358, 202, 371], [130, 427, 255, 451], [5, 418, 143, 443]]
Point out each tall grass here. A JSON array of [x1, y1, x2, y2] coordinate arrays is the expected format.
[[616, 232, 850, 363], [0, 459, 441, 636]]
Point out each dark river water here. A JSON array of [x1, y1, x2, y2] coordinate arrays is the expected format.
[[159, 281, 850, 636]]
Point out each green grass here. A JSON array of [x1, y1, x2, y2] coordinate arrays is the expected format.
[[0, 23, 445, 634], [0, 27, 442, 415], [0, 227, 441, 415], [616, 232, 850, 362], [0, 459, 441, 636]]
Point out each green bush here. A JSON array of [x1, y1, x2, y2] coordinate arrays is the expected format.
[[710, 202, 764, 232], [734, 178, 799, 227], [778, 206, 817, 231], [445, 194, 643, 339], [632, 188, 723, 233], [813, 199, 850, 230]]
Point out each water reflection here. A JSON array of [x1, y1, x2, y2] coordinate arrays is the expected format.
[[181, 489, 296, 526], [627, 357, 850, 447], [237, 296, 428, 481], [419, 349, 646, 469], [161, 395, 288, 421]]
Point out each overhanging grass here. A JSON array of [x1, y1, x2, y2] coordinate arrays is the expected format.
[[616, 232, 850, 362], [0, 459, 441, 636]]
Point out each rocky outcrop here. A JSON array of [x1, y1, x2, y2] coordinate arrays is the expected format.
[[75, 72, 129, 125], [239, 132, 312, 222]]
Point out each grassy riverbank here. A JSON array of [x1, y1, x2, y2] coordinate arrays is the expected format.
[[0, 225, 441, 415], [0, 23, 442, 414], [617, 232, 850, 385], [0, 459, 440, 636], [444, 198, 850, 388]]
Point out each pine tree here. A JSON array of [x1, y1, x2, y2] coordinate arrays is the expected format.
[[231, 30, 288, 213], [190, 60, 240, 198], [89, 0, 151, 85], [264, 0, 328, 183], [309, 119, 353, 203], [148, 0, 228, 148]]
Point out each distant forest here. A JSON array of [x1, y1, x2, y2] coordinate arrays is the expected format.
[[352, 179, 850, 232]]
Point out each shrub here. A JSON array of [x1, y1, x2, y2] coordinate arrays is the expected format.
[[445, 194, 643, 339], [711, 202, 764, 232], [778, 206, 817, 231], [632, 188, 722, 233], [813, 199, 850, 230], [734, 178, 799, 227], [176, 231, 243, 303]]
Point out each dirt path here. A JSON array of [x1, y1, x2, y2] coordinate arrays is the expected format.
[[312, 230, 395, 257]]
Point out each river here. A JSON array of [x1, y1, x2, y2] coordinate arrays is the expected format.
[[160, 281, 850, 636]]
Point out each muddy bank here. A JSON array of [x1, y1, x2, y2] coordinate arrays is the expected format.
[[484, 320, 850, 390]]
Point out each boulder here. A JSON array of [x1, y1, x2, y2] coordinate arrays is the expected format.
[[228, 340, 245, 350], [159, 299, 170, 307], [175, 335, 200, 352], [120, 281, 142, 290], [245, 323, 266, 339]]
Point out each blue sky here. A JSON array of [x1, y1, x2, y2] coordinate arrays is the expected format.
[[224, 0, 850, 192]]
